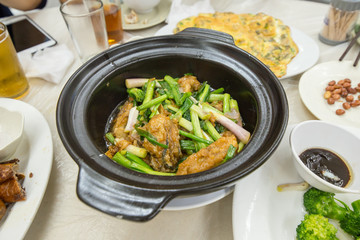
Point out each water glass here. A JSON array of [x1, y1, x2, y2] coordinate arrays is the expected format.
[[60, 0, 109, 62]]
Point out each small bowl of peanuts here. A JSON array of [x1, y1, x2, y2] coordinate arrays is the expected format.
[[299, 60, 360, 128]]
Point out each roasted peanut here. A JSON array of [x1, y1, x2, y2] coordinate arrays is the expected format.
[[336, 109, 345, 115], [327, 98, 335, 104], [332, 93, 341, 100], [346, 95, 354, 102], [355, 87, 360, 92], [325, 86, 335, 91], [353, 100, 360, 106], [344, 78, 351, 83], [333, 88, 342, 94], [338, 79, 345, 85], [343, 82, 351, 88], [341, 88, 348, 97], [324, 91, 332, 99], [328, 80, 336, 86], [343, 102, 351, 109], [347, 87, 357, 94]]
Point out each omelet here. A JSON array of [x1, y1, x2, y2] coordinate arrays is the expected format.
[[174, 12, 298, 78]]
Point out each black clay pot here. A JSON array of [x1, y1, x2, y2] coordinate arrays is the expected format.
[[56, 28, 288, 222]]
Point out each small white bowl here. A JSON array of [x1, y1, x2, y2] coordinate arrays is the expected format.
[[290, 120, 360, 194], [123, 0, 160, 14], [0, 107, 24, 162]]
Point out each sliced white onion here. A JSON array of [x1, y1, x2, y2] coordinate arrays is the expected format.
[[124, 107, 139, 133]]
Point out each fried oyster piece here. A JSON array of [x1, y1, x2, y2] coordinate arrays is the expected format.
[[142, 113, 182, 173], [177, 131, 238, 175]]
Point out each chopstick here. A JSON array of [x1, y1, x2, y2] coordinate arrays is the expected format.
[[339, 29, 360, 66], [353, 47, 360, 67]]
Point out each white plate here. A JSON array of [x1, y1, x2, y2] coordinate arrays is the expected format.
[[155, 25, 319, 79], [232, 125, 360, 240], [163, 186, 233, 211], [0, 98, 53, 240], [299, 60, 360, 128], [122, 0, 171, 30]]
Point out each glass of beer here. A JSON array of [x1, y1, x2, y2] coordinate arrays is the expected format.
[[103, 0, 123, 46], [0, 22, 29, 99]]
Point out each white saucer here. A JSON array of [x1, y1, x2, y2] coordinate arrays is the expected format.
[[299, 60, 360, 128], [163, 186, 234, 211], [0, 98, 53, 239], [122, 1, 171, 30]]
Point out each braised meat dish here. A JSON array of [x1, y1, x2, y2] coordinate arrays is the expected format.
[[105, 74, 251, 176]]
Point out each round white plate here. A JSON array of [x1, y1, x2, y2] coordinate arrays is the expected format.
[[122, 1, 171, 30], [163, 186, 233, 211], [232, 125, 360, 240], [299, 60, 360, 128], [0, 98, 53, 240], [155, 25, 319, 79]]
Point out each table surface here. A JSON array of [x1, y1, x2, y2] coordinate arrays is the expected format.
[[7, 0, 359, 239]]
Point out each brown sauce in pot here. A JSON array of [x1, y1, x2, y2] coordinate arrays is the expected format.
[[299, 148, 351, 188]]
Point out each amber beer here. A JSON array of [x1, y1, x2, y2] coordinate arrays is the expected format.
[[0, 22, 29, 99], [103, 3, 123, 45]]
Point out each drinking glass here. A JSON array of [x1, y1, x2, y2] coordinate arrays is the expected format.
[[60, 0, 109, 62], [0, 22, 29, 99], [103, 0, 123, 45]]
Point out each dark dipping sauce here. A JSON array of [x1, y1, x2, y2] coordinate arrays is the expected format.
[[299, 148, 351, 187]]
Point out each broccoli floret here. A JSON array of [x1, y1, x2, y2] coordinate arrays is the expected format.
[[296, 214, 338, 240], [127, 88, 145, 102], [303, 188, 350, 221], [339, 199, 360, 238]]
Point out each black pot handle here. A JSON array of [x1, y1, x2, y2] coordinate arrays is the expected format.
[[176, 27, 235, 45], [76, 164, 173, 222]]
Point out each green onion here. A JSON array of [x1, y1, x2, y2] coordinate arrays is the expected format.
[[125, 145, 147, 158], [105, 132, 115, 144], [220, 144, 237, 164], [137, 94, 168, 111], [124, 151, 152, 169], [211, 87, 224, 94], [179, 92, 192, 105], [164, 75, 182, 105], [204, 121, 221, 141], [223, 93, 231, 113], [179, 130, 213, 145], [190, 109, 207, 149], [143, 80, 156, 104], [135, 126, 168, 149], [197, 83, 211, 103], [112, 152, 175, 176], [208, 94, 225, 102], [238, 142, 245, 152], [173, 98, 193, 120], [180, 140, 196, 150]]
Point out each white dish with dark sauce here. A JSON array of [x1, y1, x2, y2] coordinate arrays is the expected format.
[[290, 120, 360, 194]]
